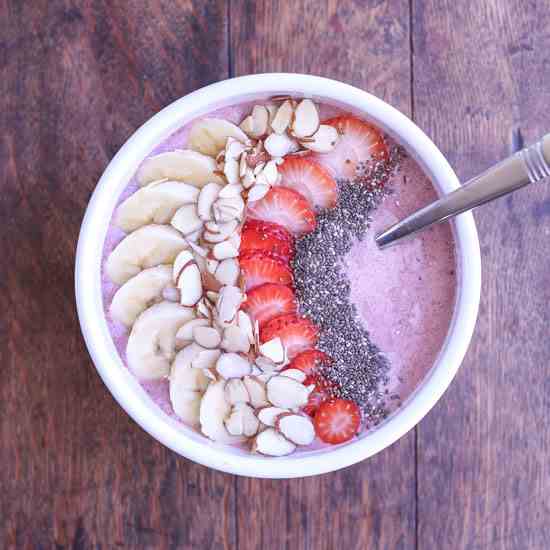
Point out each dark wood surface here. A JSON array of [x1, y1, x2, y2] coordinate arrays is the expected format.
[[1, 1, 549, 548]]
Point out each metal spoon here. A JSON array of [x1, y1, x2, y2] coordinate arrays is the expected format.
[[375, 134, 550, 248]]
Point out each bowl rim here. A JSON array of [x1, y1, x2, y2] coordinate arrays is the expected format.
[[75, 73, 481, 478]]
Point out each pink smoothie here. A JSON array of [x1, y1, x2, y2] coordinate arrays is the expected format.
[[101, 100, 456, 431]]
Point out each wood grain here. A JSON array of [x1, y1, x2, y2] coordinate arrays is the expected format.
[[0, 1, 234, 548], [413, 1, 550, 549], [231, 2, 416, 550]]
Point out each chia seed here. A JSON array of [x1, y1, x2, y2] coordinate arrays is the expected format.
[[292, 144, 404, 426]]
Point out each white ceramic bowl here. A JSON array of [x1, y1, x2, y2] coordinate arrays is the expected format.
[[75, 74, 481, 478]]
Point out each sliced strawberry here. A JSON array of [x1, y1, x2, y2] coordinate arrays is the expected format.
[[289, 349, 332, 377], [278, 157, 338, 211], [311, 115, 388, 179], [239, 220, 294, 262], [241, 283, 297, 327], [260, 313, 319, 359], [313, 398, 361, 444], [239, 250, 293, 291], [302, 374, 335, 417], [247, 186, 316, 236]]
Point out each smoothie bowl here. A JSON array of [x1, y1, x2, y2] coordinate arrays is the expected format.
[[75, 74, 480, 478]]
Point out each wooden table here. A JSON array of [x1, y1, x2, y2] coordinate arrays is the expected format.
[[2, 2, 549, 548]]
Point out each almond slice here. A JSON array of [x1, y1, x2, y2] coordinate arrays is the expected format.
[[239, 152, 248, 178], [196, 297, 213, 320], [216, 285, 243, 324], [162, 285, 180, 302], [197, 183, 222, 221], [243, 375, 269, 408], [292, 99, 320, 138], [280, 368, 307, 383], [172, 250, 195, 284], [200, 380, 244, 443], [256, 406, 289, 427], [218, 183, 243, 198], [175, 318, 210, 346], [242, 168, 256, 189], [237, 311, 255, 344], [216, 352, 252, 379], [225, 402, 260, 437], [203, 219, 239, 243], [225, 138, 248, 160], [224, 379, 250, 405], [171, 204, 204, 235], [262, 160, 279, 185], [264, 132, 300, 157], [206, 290, 219, 303], [259, 337, 285, 364], [270, 100, 294, 134], [206, 258, 219, 274], [214, 196, 245, 221], [276, 413, 315, 445], [193, 326, 221, 349], [266, 375, 311, 409], [221, 325, 251, 353], [212, 239, 239, 261], [188, 241, 208, 257], [255, 356, 283, 373], [215, 258, 240, 286], [251, 427, 296, 456], [247, 183, 270, 203], [300, 124, 339, 153], [177, 262, 203, 307], [240, 105, 269, 138], [223, 157, 240, 185], [191, 348, 221, 369]]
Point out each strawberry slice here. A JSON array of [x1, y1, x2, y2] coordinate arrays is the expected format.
[[260, 313, 319, 359], [302, 374, 335, 417], [289, 349, 332, 377], [241, 283, 297, 327], [239, 220, 294, 262], [311, 115, 388, 179], [239, 250, 293, 291], [247, 186, 316, 236], [313, 398, 361, 444], [278, 157, 338, 211]]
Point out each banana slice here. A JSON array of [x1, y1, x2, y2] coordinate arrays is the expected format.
[[188, 118, 249, 157], [127, 301, 195, 380], [115, 180, 199, 232], [199, 380, 246, 444], [106, 224, 187, 285], [110, 265, 173, 327], [137, 150, 225, 188], [169, 345, 210, 426]]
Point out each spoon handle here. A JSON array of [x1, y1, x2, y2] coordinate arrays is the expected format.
[[375, 134, 550, 249]]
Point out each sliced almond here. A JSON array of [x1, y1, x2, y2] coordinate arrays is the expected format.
[[237, 311, 255, 344], [247, 184, 270, 202], [256, 406, 289, 427], [205, 220, 220, 233], [193, 252, 206, 272], [206, 258, 219, 274], [193, 326, 221, 349], [253, 162, 266, 176], [259, 337, 285, 364], [262, 160, 279, 185], [251, 427, 296, 456], [212, 239, 239, 261], [292, 99, 320, 138], [240, 105, 269, 138], [225, 138, 248, 160], [300, 124, 339, 153], [188, 241, 208, 257], [177, 262, 203, 307], [206, 290, 219, 304], [224, 379, 250, 405], [197, 183, 222, 221], [255, 356, 282, 373], [172, 250, 195, 284], [242, 168, 256, 189], [175, 318, 210, 346], [216, 352, 252, 379], [221, 325, 251, 353], [191, 348, 221, 370], [162, 285, 180, 302], [214, 196, 245, 221], [225, 402, 260, 437], [243, 375, 269, 408], [196, 297, 213, 320], [266, 375, 311, 409], [281, 368, 307, 383], [171, 204, 204, 236], [218, 183, 243, 198], [264, 132, 300, 157], [215, 258, 240, 286], [276, 413, 315, 445], [270, 100, 294, 134], [216, 285, 244, 325], [223, 157, 240, 185], [266, 104, 277, 126]]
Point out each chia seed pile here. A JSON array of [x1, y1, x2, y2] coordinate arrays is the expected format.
[[292, 144, 404, 426]]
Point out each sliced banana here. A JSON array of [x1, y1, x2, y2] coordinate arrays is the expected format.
[[189, 118, 249, 157], [169, 345, 210, 427], [199, 380, 246, 444], [110, 265, 173, 327], [126, 301, 195, 380], [106, 225, 187, 285], [115, 180, 199, 232], [137, 150, 225, 188]]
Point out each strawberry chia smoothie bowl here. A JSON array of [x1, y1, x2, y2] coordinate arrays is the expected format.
[[76, 74, 480, 478]]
